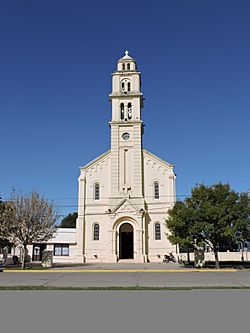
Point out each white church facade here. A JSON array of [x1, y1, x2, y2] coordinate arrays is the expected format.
[[74, 51, 176, 263]]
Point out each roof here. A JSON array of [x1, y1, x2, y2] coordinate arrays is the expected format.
[[118, 50, 135, 62], [80, 150, 111, 170], [143, 149, 174, 168]]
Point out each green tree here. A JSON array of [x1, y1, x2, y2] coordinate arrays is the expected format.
[[1, 191, 58, 269], [166, 201, 195, 264], [59, 212, 77, 228], [166, 183, 250, 269], [233, 193, 250, 261]]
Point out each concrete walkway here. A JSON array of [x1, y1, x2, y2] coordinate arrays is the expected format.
[[52, 262, 184, 271], [4, 262, 236, 273]]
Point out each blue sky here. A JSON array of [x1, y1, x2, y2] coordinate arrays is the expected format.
[[0, 0, 249, 220]]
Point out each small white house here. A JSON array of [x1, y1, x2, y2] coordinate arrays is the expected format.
[[31, 228, 78, 264], [11, 228, 78, 264]]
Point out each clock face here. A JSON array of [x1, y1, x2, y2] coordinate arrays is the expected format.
[[122, 132, 130, 140]]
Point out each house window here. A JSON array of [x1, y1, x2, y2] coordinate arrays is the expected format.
[[127, 63, 130, 70], [54, 244, 69, 256], [94, 183, 100, 200], [122, 63, 125, 70], [155, 223, 161, 240], [93, 223, 100, 241], [154, 182, 159, 199]]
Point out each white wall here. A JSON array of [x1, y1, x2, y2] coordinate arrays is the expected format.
[[47, 228, 76, 244]]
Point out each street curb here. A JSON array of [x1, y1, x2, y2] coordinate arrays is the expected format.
[[3, 269, 237, 273]]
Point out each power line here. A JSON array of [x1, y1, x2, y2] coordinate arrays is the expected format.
[[53, 202, 176, 207], [3, 189, 248, 202], [1, 194, 190, 201], [2, 190, 248, 201], [57, 205, 173, 217]]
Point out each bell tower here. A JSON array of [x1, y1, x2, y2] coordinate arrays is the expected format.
[[109, 51, 144, 199]]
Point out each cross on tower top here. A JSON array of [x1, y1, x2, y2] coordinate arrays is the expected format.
[[122, 50, 133, 60]]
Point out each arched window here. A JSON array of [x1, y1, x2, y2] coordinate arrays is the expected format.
[[155, 223, 161, 240], [128, 102, 132, 119], [120, 103, 124, 120], [121, 79, 130, 93], [127, 63, 130, 70], [154, 182, 159, 199], [122, 63, 125, 70], [93, 223, 100, 240], [94, 183, 100, 200]]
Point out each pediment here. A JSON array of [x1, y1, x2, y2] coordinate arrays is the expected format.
[[143, 149, 173, 168], [80, 150, 111, 176], [111, 198, 141, 214], [143, 149, 174, 174]]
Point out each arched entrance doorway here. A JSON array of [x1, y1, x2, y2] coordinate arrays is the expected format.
[[119, 223, 134, 259]]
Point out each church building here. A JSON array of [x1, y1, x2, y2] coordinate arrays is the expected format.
[[75, 51, 176, 263]]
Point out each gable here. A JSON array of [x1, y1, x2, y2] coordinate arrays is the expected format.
[[79, 150, 111, 179], [111, 198, 141, 214], [80, 150, 111, 171], [143, 149, 174, 176]]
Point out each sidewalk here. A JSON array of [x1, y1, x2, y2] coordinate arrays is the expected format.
[[4, 261, 237, 272], [52, 262, 184, 271]]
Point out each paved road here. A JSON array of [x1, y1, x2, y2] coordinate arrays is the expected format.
[[0, 290, 250, 333], [1, 270, 250, 288]]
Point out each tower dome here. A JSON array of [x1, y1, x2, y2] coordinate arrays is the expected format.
[[117, 50, 137, 71]]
